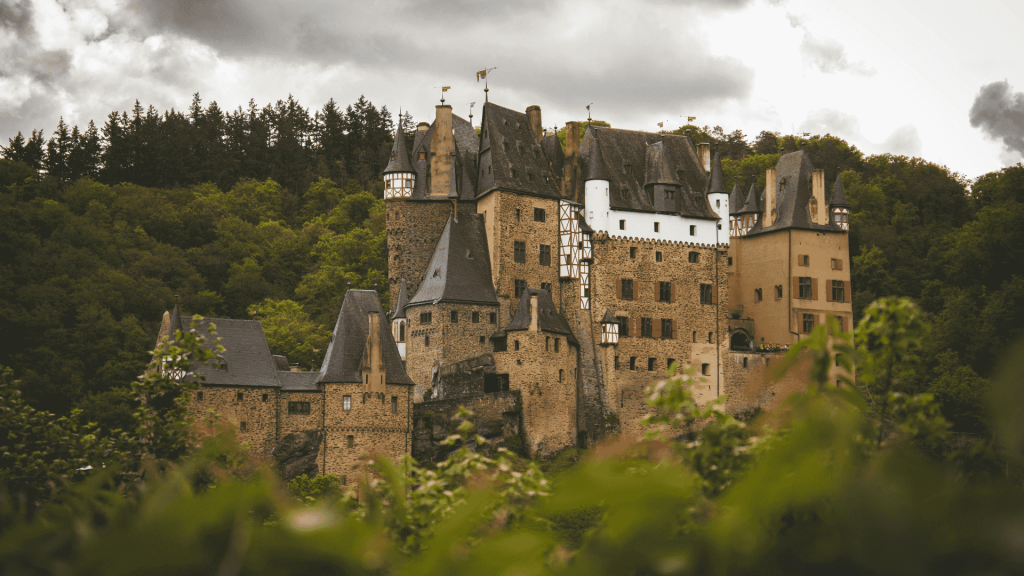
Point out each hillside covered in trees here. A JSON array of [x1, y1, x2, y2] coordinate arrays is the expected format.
[[1, 98, 1022, 440]]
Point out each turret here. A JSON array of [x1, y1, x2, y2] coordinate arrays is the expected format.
[[735, 182, 761, 236], [391, 278, 409, 360], [728, 180, 744, 237], [383, 122, 414, 200], [830, 173, 850, 231], [706, 151, 729, 221], [582, 134, 610, 232]]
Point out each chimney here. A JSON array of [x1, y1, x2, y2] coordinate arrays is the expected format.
[[429, 106, 454, 196], [529, 293, 539, 333], [812, 169, 826, 224], [526, 105, 543, 144], [290, 364, 301, 372], [765, 167, 777, 225], [417, 122, 429, 134], [562, 121, 582, 201], [697, 143, 711, 173]]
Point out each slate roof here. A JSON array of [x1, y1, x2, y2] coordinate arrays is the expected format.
[[707, 152, 727, 195], [277, 371, 321, 391], [476, 102, 561, 199], [580, 126, 719, 220], [505, 288, 578, 345], [728, 181, 744, 215], [408, 114, 479, 201], [737, 182, 761, 215], [272, 355, 289, 371], [601, 309, 616, 323], [319, 290, 414, 385], [747, 150, 844, 235], [830, 173, 850, 207], [407, 213, 498, 306], [542, 133, 564, 178], [178, 315, 281, 388], [384, 125, 413, 174], [391, 278, 409, 320]]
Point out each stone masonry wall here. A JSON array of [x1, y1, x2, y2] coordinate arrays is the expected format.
[[188, 386, 280, 459], [322, 382, 413, 481], [412, 390, 522, 463], [588, 234, 731, 440], [386, 201, 477, 301], [404, 302, 500, 400]]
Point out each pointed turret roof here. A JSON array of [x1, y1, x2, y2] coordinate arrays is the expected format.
[[728, 180, 744, 215], [407, 213, 498, 306], [600, 309, 616, 323], [737, 182, 761, 215], [392, 278, 409, 320], [383, 123, 413, 174], [168, 303, 181, 341], [830, 173, 850, 207], [707, 151, 727, 195], [585, 135, 611, 182], [319, 290, 413, 385]]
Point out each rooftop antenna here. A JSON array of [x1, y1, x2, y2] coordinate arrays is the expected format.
[[435, 86, 450, 104], [469, 101, 476, 125], [477, 67, 497, 101]]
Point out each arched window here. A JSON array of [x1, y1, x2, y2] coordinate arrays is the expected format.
[[730, 331, 751, 351]]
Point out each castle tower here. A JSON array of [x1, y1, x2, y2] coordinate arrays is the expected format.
[[383, 123, 414, 200], [728, 180, 744, 237], [391, 278, 409, 360], [830, 173, 850, 231], [706, 152, 730, 239], [735, 182, 761, 236]]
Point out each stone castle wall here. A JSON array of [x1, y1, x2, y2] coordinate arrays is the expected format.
[[403, 302, 500, 400], [386, 201, 476, 300], [412, 390, 522, 463]]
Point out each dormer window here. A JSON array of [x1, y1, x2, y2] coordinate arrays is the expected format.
[[665, 189, 674, 199], [419, 152, 426, 160]]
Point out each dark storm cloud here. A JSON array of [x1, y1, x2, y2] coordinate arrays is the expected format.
[[970, 80, 1024, 156]]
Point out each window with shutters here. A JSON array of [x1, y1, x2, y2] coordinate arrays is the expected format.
[[700, 283, 713, 304], [661, 318, 673, 339], [539, 245, 551, 266], [803, 313, 815, 333], [798, 254, 809, 266], [659, 281, 672, 302], [755, 288, 763, 302], [688, 251, 699, 263], [621, 279, 634, 300], [514, 241, 526, 263], [616, 316, 629, 337], [515, 279, 527, 298], [831, 258, 843, 270], [640, 317, 653, 338], [798, 277, 812, 299], [534, 208, 546, 222], [831, 280, 845, 302]]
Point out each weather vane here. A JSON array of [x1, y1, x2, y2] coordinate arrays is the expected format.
[[587, 103, 593, 123], [476, 67, 497, 101], [435, 86, 450, 104]]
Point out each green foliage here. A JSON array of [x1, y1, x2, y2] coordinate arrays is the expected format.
[[248, 299, 330, 369], [288, 474, 344, 504], [556, 120, 611, 152]]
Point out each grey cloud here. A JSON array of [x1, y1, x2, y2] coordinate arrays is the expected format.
[[0, 0, 72, 83], [970, 80, 1024, 156], [879, 125, 921, 157], [799, 108, 862, 138], [801, 34, 873, 75]]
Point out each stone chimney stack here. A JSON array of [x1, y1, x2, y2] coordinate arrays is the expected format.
[[562, 121, 582, 201], [812, 169, 826, 224], [697, 143, 711, 173], [765, 166, 777, 225], [364, 311, 384, 393], [529, 293, 539, 333], [417, 122, 429, 134], [526, 105, 543, 144], [429, 105, 454, 197]]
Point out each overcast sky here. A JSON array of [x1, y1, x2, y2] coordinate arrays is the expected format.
[[2, 0, 1023, 180]]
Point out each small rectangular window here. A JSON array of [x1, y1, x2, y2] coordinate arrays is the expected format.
[[659, 281, 672, 302], [347, 435, 354, 449], [801, 255, 810, 266], [743, 357, 748, 368], [799, 277, 812, 299], [728, 257, 733, 266], [654, 222, 660, 232], [515, 209, 521, 221], [288, 401, 311, 415], [776, 285, 784, 299], [534, 208, 546, 222], [803, 313, 815, 333], [616, 316, 629, 337], [692, 331, 697, 343], [755, 288, 763, 302], [515, 279, 527, 298], [640, 317, 653, 338], [489, 313, 497, 324], [539, 244, 551, 266], [614, 355, 620, 369], [545, 336, 550, 351], [196, 391, 204, 401], [619, 219, 626, 230], [837, 316, 845, 332], [690, 225, 696, 236], [472, 311, 480, 323], [262, 393, 268, 402], [629, 247, 637, 259], [667, 358, 676, 370], [629, 356, 637, 370], [514, 340, 520, 351], [479, 335, 485, 343], [240, 421, 247, 432], [391, 396, 398, 414], [700, 283, 713, 304], [343, 395, 351, 410], [450, 310, 458, 323], [708, 332, 714, 343], [514, 241, 526, 263], [541, 282, 552, 292], [621, 279, 634, 300], [648, 357, 656, 371], [493, 337, 507, 352], [420, 312, 432, 324], [701, 363, 710, 376], [425, 334, 430, 346], [661, 318, 673, 339], [236, 392, 244, 402], [656, 251, 662, 262], [688, 251, 699, 263], [554, 338, 560, 352]]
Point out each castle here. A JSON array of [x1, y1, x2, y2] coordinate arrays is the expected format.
[[158, 98, 853, 475]]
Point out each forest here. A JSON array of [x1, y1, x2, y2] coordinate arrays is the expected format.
[[1, 95, 1024, 573]]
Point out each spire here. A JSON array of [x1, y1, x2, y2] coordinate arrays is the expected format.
[[585, 136, 611, 182], [737, 181, 761, 214], [168, 302, 181, 341], [728, 180, 744, 215], [830, 173, 850, 207], [600, 309, 616, 324], [383, 121, 413, 174], [392, 278, 409, 320], [707, 151, 727, 194]]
